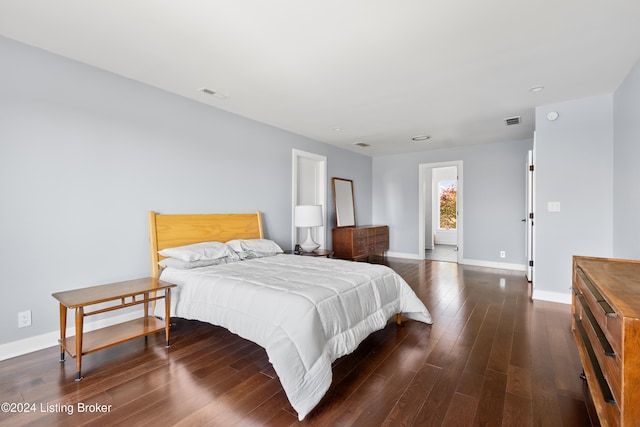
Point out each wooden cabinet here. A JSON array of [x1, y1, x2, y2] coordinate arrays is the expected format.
[[332, 225, 388, 261], [571, 256, 640, 426]]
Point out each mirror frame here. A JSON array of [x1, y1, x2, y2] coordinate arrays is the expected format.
[[332, 177, 356, 227]]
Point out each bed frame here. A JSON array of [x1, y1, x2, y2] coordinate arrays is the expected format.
[[148, 211, 264, 278]]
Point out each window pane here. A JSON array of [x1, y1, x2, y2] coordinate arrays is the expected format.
[[439, 181, 457, 229]]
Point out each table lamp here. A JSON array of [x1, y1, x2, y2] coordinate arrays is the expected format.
[[294, 205, 323, 252]]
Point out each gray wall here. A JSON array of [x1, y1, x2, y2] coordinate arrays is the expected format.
[[534, 95, 614, 301], [0, 37, 372, 345], [372, 139, 532, 264], [613, 59, 640, 259]]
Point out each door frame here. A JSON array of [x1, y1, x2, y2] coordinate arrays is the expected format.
[[526, 147, 535, 282], [418, 160, 464, 261]]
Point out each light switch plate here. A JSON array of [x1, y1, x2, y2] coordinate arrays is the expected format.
[[547, 202, 561, 212]]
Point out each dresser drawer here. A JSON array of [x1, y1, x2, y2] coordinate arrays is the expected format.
[[375, 242, 388, 253], [575, 267, 621, 354], [352, 229, 368, 239], [374, 226, 388, 236], [352, 243, 368, 257], [374, 233, 388, 243]]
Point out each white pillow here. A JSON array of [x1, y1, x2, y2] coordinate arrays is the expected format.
[[226, 238, 284, 253], [159, 241, 239, 262], [159, 257, 231, 269], [226, 239, 284, 259]]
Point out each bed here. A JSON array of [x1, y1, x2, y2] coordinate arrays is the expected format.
[[148, 211, 432, 420]]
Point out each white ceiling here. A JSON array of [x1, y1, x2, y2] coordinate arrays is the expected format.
[[2, 1, 640, 157]]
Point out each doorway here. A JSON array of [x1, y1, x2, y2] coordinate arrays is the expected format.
[[292, 149, 327, 250], [418, 161, 463, 262]]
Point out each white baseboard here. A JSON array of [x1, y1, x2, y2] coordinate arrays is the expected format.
[[460, 258, 527, 272], [387, 252, 527, 272], [386, 251, 423, 260], [532, 289, 572, 305], [0, 309, 144, 362]]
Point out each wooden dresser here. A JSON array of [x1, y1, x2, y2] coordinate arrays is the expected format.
[[572, 256, 640, 426], [332, 225, 389, 261]]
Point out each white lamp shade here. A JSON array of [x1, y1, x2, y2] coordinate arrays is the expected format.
[[294, 205, 323, 227]]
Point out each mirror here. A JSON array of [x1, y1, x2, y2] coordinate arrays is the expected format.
[[332, 177, 355, 227]]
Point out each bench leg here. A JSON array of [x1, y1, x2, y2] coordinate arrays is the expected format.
[[165, 288, 172, 347], [75, 307, 84, 381], [59, 303, 67, 362]]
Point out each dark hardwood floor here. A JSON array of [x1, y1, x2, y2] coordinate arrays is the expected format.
[[0, 258, 595, 426]]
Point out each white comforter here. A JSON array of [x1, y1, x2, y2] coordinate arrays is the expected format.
[[156, 254, 432, 420]]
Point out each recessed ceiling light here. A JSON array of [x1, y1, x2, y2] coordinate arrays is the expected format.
[[333, 127, 343, 132], [529, 86, 544, 92], [199, 87, 228, 100], [411, 135, 431, 141], [353, 141, 370, 147]]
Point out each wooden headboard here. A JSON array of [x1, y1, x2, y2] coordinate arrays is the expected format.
[[148, 211, 264, 278]]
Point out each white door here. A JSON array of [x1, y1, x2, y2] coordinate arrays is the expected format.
[[525, 150, 534, 282]]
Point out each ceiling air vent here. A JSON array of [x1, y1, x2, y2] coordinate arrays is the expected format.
[[504, 116, 521, 126], [199, 87, 228, 100]]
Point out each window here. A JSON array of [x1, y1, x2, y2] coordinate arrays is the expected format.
[[438, 180, 457, 229]]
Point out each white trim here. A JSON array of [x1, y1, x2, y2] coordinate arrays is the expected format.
[[386, 251, 424, 260], [526, 148, 535, 282], [0, 309, 144, 362], [386, 252, 527, 272], [532, 289, 571, 305], [460, 258, 527, 272]]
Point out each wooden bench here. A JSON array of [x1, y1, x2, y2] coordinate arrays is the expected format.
[[52, 277, 175, 380]]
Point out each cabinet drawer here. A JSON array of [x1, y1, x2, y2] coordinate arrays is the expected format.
[[574, 290, 622, 405], [374, 226, 388, 236], [374, 234, 388, 243], [352, 243, 368, 256], [352, 229, 368, 239], [353, 237, 367, 248], [575, 267, 621, 354], [375, 242, 388, 252]]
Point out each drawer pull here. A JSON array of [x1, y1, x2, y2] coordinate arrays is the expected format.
[[574, 314, 616, 405], [576, 293, 615, 357], [576, 267, 616, 318]]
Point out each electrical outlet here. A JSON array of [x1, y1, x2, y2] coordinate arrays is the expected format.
[[18, 310, 31, 328], [500, 251, 506, 258]]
